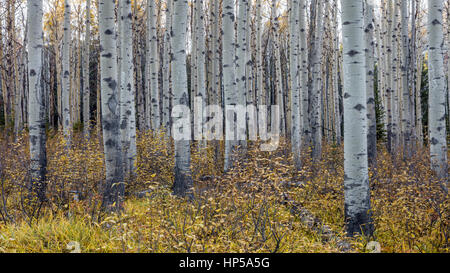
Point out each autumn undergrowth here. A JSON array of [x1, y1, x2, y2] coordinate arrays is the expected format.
[[0, 131, 448, 253]]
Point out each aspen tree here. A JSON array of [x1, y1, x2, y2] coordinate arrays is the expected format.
[[62, 0, 71, 145], [341, 0, 373, 236], [172, 0, 193, 198], [427, 0, 448, 181], [391, 1, 400, 152], [310, 0, 324, 160], [271, 0, 284, 136], [195, 0, 207, 149], [364, 0, 376, 165], [255, 0, 264, 112], [147, 0, 161, 131], [332, 0, 341, 145], [119, 0, 137, 176], [27, 0, 47, 203], [299, 0, 309, 147], [83, 0, 91, 138], [162, 0, 173, 134], [236, 0, 249, 149], [223, 0, 238, 171], [400, 0, 412, 158], [289, 0, 301, 170], [98, 0, 124, 211]]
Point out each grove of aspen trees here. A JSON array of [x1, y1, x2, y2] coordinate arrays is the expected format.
[[0, 0, 448, 253]]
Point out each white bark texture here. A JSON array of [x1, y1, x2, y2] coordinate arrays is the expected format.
[[289, 0, 301, 170], [341, 0, 373, 236], [171, 0, 193, 198], [83, 0, 91, 138], [236, 0, 248, 148], [119, 0, 137, 176], [27, 0, 47, 202], [163, 0, 173, 134], [62, 0, 71, 144], [147, 0, 161, 131], [98, 0, 124, 211], [223, 0, 237, 172], [195, 0, 206, 149], [364, 0, 376, 165], [310, 0, 324, 160], [400, 0, 412, 158], [427, 0, 448, 181], [299, 0, 309, 148]]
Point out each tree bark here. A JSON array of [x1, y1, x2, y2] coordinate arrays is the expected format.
[[83, 0, 91, 138], [364, 0, 376, 165], [172, 0, 193, 198], [27, 0, 47, 203], [341, 0, 373, 237], [223, 0, 237, 172], [147, 0, 161, 131], [98, 0, 125, 211], [119, 0, 137, 177], [427, 0, 448, 181], [62, 0, 71, 145], [289, 0, 301, 170]]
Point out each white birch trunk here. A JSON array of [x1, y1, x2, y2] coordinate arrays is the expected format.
[[83, 0, 91, 138], [400, 0, 412, 158], [310, 0, 324, 160], [172, 0, 193, 198], [341, 0, 373, 236], [162, 0, 173, 134], [27, 0, 47, 202], [272, 0, 284, 137], [223, 0, 237, 172], [62, 0, 71, 145], [427, 0, 448, 181], [147, 0, 161, 131], [332, 0, 341, 145], [364, 0, 376, 165], [98, 0, 124, 211], [195, 0, 207, 149], [236, 0, 249, 149], [298, 0, 310, 148], [119, 0, 137, 176], [289, 0, 301, 169]]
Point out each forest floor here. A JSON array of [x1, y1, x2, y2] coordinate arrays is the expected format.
[[0, 131, 448, 253]]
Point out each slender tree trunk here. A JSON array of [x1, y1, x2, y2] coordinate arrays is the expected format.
[[391, 1, 400, 153], [341, 0, 373, 237], [289, 0, 301, 170], [147, 0, 161, 131], [162, 0, 173, 134], [62, 0, 71, 145], [415, 55, 423, 146], [27, 0, 47, 203], [271, 0, 284, 137], [410, 0, 417, 148], [310, 0, 324, 160], [83, 0, 91, 138], [332, 0, 341, 145], [364, 0, 376, 165], [236, 0, 249, 149], [427, 0, 448, 181], [172, 0, 193, 198], [195, 0, 207, 150], [255, 0, 264, 113], [400, 0, 412, 158], [119, 0, 137, 177], [98, 0, 124, 211], [385, 1, 394, 152], [223, 0, 237, 172]]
